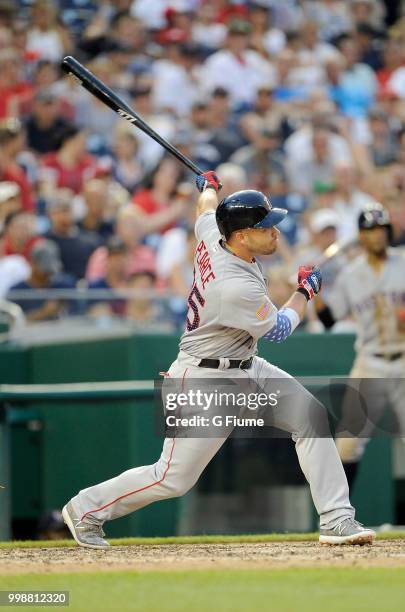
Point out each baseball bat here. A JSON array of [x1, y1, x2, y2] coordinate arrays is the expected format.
[[60, 55, 203, 176]]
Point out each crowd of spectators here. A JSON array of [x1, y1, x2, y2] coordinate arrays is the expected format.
[[0, 0, 404, 330]]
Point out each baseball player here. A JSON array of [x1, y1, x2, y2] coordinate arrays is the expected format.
[[315, 203, 405, 488], [62, 172, 375, 548]]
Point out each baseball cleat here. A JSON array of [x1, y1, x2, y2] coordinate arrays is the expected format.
[[62, 501, 109, 549], [319, 518, 376, 545]]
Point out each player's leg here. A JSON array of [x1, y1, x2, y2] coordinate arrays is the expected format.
[[250, 357, 375, 544], [63, 434, 228, 548], [63, 353, 239, 548]]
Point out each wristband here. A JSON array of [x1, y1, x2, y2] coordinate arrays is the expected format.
[[296, 287, 310, 301]]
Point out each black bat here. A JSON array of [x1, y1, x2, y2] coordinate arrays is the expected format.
[[60, 55, 203, 176]]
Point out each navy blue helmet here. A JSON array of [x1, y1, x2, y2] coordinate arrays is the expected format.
[[216, 190, 287, 239]]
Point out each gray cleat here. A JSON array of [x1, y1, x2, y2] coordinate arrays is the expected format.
[[319, 518, 376, 545], [62, 501, 109, 549]]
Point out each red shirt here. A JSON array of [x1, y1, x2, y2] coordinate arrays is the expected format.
[[132, 189, 175, 233], [0, 83, 34, 119], [3, 235, 41, 259], [41, 152, 97, 194], [0, 167, 34, 212]]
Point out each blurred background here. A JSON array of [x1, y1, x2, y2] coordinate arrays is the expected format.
[[0, 0, 404, 541]]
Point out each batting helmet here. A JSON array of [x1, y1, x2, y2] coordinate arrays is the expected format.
[[358, 203, 393, 240], [216, 190, 288, 239]]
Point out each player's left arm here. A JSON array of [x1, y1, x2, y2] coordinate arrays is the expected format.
[[264, 266, 322, 343], [195, 171, 222, 218]]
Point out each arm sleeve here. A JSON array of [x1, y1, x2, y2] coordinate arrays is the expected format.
[[263, 307, 300, 343]]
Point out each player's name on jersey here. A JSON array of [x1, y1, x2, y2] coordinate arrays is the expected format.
[[165, 414, 265, 428], [196, 239, 216, 289]]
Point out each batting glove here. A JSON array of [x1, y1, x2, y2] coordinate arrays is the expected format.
[[297, 265, 322, 301], [196, 171, 222, 193]]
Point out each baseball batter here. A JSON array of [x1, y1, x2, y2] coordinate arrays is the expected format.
[[315, 203, 405, 486], [62, 172, 375, 547]]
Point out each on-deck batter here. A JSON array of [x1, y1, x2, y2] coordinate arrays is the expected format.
[[62, 171, 375, 548], [315, 203, 405, 486]]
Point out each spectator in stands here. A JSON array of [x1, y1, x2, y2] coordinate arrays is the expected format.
[[126, 270, 172, 327], [355, 22, 384, 70], [285, 115, 352, 183], [366, 106, 400, 166], [288, 125, 342, 195], [296, 20, 341, 86], [0, 47, 33, 119], [0, 182, 21, 231], [230, 125, 286, 191], [71, 57, 121, 152], [86, 205, 156, 282], [132, 156, 187, 234], [25, 89, 70, 155], [26, 0, 72, 62], [0, 118, 34, 211], [152, 39, 199, 117], [87, 236, 128, 318], [303, 0, 352, 42], [130, 84, 176, 172], [0, 211, 38, 259], [240, 85, 284, 140], [334, 33, 378, 117], [208, 87, 244, 164], [111, 127, 144, 193], [45, 188, 99, 280], [215, 163, 248, 198], [295, 208, 340, 266], [376, 38, 404, 95], [330, 162, 377, 239], [41, 124, 97, 193], [7, 239, 75, 322], [201, 19, 276, 107], [77, 179, 114, 243], [248, 1, 286, 58]]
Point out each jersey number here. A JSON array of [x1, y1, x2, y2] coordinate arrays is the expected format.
[[186, 283, 205, 331]]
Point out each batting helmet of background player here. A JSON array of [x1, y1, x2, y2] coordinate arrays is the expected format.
[[216, 190, 288, 239], [358, 202, 393, 242]]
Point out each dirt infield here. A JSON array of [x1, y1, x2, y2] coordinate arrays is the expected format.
[[1, 540, 405, 574]]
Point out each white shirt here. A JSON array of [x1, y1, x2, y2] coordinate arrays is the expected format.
[[152, 60, 198, 117], [0, 256, 30, 298], [201, 49, 276, 105]]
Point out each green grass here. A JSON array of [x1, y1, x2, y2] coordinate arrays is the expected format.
[[1, 568, 405, 612], [0, 531, 404, 549]]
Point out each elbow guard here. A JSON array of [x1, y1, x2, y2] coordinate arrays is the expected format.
[[264, 308, 300, 343]]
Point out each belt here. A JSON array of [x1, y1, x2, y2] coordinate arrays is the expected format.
[[373, 352, 403, 362], [198, 356, 253, 370]]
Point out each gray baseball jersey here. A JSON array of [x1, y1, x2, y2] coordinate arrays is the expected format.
[[324, 248, 405, 357], [179, 211, 277, 359]]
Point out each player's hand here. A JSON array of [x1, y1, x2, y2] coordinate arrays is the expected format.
[[196, 171, 222, 193], [297, 265, 322, 301]]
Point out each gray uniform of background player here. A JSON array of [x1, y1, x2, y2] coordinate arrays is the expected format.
[[69, 211, 354, 529], [324, 248, 405, 462]]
